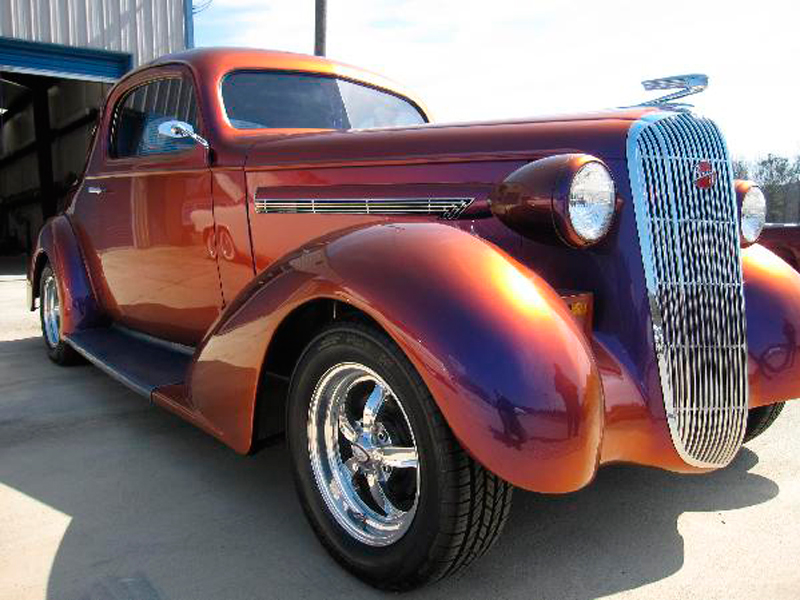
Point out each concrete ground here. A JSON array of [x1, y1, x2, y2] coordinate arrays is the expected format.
[[1, 266, 799, 600]]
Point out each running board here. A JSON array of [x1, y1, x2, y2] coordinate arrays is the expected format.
[[66, 326, 194, 398]]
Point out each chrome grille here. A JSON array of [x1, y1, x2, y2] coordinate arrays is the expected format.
[[253, 197, 473, 220], [627, 112, 749, 467]]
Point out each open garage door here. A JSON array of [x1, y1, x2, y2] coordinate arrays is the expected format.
[[0, 38, 132, 257]]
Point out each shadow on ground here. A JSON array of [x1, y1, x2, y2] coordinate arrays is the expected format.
[[0, 335, 780, 600]]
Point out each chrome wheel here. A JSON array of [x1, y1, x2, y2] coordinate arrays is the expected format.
[[307, 362, 420, 547], [42, 273, 61, 348]]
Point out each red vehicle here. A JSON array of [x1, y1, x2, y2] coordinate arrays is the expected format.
[[27, 48, 800, 590]]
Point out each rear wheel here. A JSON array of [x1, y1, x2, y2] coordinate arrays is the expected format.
[[39, 263, 80, 365], [287, 322, 512, 591], [743, 402, 785, 443]]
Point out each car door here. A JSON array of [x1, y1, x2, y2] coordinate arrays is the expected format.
[[72, 70, 222, 346]]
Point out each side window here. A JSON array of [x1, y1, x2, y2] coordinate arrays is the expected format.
[[111, 77, 199, 158]]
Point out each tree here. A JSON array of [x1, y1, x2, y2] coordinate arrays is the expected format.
[[753, 154, 800, 222], [731, 158, 751, 180]]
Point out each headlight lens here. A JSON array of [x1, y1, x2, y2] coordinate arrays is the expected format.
[[567, 162, 616, 243], [741, 186, 766, 244]]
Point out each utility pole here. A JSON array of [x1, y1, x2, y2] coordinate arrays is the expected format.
[[315, 0, 326, 56]]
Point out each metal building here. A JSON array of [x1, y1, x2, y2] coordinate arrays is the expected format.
[[0, 0, 192, 256]]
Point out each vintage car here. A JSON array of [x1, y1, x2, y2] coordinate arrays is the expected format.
[[27, 48, 800, 590]]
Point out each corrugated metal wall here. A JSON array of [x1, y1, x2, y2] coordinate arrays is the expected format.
[[0, 0, 187, 68]]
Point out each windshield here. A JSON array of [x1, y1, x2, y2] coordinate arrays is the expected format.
[[221, 71, 426, 130]]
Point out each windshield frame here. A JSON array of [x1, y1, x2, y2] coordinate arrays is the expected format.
[[218, 69, 429, 132]]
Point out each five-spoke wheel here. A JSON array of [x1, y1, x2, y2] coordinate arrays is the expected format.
[[307, 363, 419, 546]]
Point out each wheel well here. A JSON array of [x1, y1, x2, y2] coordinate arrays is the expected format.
[[251, 298, 380, 449]]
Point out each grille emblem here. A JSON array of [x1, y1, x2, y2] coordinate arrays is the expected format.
[[694, 161, 717, 189]]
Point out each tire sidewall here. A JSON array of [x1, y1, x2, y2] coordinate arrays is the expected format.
[[287, 324, 449, 583]]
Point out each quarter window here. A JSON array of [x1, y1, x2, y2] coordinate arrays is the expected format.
[[111, 77, 200, 158]]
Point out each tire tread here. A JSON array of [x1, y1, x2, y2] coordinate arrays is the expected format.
[[743, 402, 785, 443]]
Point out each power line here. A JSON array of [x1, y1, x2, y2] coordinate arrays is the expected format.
[[193, 0, 212, 15]]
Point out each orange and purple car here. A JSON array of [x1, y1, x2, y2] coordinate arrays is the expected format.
[[27, 48, 800, 589]]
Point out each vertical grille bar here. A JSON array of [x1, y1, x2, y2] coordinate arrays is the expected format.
[[627, 112, 749, 468]]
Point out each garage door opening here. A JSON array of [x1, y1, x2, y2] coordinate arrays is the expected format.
[[0, 38, 134, 267], [0, 72, 112, 258]]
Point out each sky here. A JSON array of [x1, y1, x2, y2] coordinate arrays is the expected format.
[[194, 0, 800, 161]]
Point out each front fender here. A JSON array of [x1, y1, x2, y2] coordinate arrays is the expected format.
[[743, 243, 800, 408], [30, 216, 102, 335], [190, 222, 603, 493]]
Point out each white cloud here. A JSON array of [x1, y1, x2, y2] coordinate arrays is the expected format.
[[195, 0, 800, 159]]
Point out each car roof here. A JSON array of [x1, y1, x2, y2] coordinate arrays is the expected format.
[[141, 47, 426, 112]]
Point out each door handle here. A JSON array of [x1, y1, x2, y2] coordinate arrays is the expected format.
[[87, 186, 105, 195]]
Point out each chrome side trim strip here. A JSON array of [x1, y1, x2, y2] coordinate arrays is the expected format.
[[627, 112, 749, 468], [253, 197, 474, 220]]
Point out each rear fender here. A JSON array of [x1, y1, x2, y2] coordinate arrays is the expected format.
[[30, 216, 103, 335], [189, 222, 604, 493]]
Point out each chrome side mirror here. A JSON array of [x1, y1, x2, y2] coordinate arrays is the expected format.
[[157, 119, 209, 149]]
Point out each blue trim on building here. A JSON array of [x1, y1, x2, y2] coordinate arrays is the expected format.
[[0, 37, 132, 82], [184, 0, 195, 49]]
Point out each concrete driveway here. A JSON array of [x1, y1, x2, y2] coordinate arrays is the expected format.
[[1, 270, 799, 600]]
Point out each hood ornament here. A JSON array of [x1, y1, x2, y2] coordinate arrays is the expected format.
[[637, 73, 708, 108]]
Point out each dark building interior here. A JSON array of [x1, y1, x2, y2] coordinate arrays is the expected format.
[[0, 72, 109, 257]]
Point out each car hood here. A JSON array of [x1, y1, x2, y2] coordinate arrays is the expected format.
[[242, 108, 655, 171]]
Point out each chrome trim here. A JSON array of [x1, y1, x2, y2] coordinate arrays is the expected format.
[[42, 273, 61, 348], [87, 186, 105, 195], [157, 119, 209, 149], [638, 73, 708, 107], [627, 112, 749, 468], [254, 196, 473, 220]]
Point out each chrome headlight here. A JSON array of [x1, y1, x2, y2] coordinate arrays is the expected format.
[[741, 186, 766, 244], [567, 162, 616, 244]]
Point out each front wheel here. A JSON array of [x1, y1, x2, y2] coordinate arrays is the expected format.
[[743, 402, 785, 443], [287, 322, 512, 590]]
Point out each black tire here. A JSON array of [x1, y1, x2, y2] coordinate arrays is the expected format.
[[743, 402, 785, 443], [287, 322, 513, 591], [39, 263, 81, 365]]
